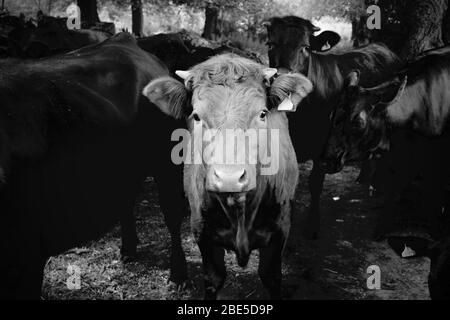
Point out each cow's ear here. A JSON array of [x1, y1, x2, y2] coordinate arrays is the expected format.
[[269, 73, 313, 112], [142, 77, 190, 120], [263, 68, 278, 81], [385, 76, 408, 105], [311, 31, 341, 52]]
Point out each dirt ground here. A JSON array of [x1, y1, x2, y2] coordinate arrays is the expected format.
[[42, 162, 431, 300]]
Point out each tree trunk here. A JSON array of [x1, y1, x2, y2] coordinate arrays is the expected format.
[[1, 0, 5, 11], [77, 0, 100, 25], [47, 0, 54, 14], [202, 4, 219, 40], [131, 0, 143, 37], [350, 0, 376, 48], [400, 0, 448, 60]]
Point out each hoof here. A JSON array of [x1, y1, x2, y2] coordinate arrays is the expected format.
[[120, 248, 138, 263], [204, 291, 218, 300], [302, 226, 319, 240], [177, 280, 193, 294], [121, 253, 138, 263], [168, 279, 192, 298], [168, 277, 191, 290]]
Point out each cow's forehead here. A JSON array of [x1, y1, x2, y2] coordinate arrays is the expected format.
[[192, 83, 266, 126], [188, 53, 265, 85], [185, 54, 270, 126]]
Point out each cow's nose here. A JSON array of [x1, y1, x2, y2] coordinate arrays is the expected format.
[[207, 165, 250, 193]]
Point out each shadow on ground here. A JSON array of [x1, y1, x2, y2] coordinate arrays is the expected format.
[[42, 163, 430, 300]]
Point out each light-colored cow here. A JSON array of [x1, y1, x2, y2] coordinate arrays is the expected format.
[[143, 54, 312, 299]]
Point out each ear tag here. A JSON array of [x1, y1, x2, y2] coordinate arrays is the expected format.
[[401, 245, 416, 258], [278, 93, 296, 112]]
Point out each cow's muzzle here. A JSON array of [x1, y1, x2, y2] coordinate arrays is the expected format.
[[206, 165, 255, 193]]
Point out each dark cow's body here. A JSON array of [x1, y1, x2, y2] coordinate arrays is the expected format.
[[0, 33, 187, 299], [137, 33, 200, 72], [137, 32, 266, 74], [327, 45, 450, 299], [265, 16, 401, 238], [1, 13, 109, 59], [24, 16, 109, 58]]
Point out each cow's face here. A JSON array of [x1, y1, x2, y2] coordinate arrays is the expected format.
[[265, 16, 341, 74], [326, 71, 407, 165], [188, 78, 270, 193], [143, 54, 312, 194]]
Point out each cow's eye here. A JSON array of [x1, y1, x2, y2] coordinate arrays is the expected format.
[[192, 113, 201, 122], [259, 110, 268, 121], [266, 42, 275, 50]]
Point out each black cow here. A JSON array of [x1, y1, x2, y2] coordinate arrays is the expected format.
[[265, 16, 401, 239], [137, 33, 198, 73], [326, 46, 450, 299], [0, 33, 187, 299], [137, 31, 266, 75], [2, 12, 109, 59], [0, 13, 35, 58], [24, 15, 109, 58], [327, 45, 450, 237]]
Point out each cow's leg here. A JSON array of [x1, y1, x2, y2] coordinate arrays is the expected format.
[[373, 131, 422, 240], [420, 146, 444, 238], [116, 180, 140, 261], [304, 161, 326, 239], [14, 255, 47, 299], [373, 157, 419, 240], [357, 159, 377, 185], [258, 232, 285, 300], [120, 210, 138, 261], [7, 235, 47, 299], [198, 239, 226, 300], [422, 175, 443, 238], [154, 173, 188, 286]]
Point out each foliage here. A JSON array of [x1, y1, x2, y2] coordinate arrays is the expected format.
[[3, 0, 361, 42], [271, 0, 365, 19]]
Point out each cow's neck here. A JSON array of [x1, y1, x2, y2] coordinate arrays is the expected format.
[[387, 79, 449, 136], [307, 53, 344, 102]]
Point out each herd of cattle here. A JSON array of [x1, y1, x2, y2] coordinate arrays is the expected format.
[[0, 12, 449, 300]]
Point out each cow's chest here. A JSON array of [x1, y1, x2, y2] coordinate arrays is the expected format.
[[198, 197, 283, 251]]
